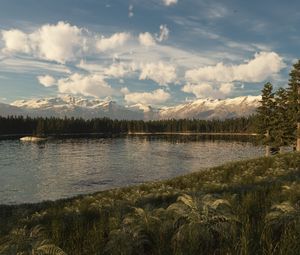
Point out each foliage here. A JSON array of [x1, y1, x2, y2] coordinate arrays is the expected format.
[[0, 116, 257, 137], [256, 60, 300, 150], [1, 153, 300, 254], [256, 82, 276, 146]]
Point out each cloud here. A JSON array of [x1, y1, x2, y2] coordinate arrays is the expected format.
[[219, 82, 234, 94], [128, 4, 134, 18], [1, 29, 31, 53], [182, 83, 231, 99], [120, 87, 130, 95], [139, 62, 177, 85], [124, 88, 170, 105], [31, 22, 83, 63], [1, 21, 84, 64], [139, 32, 156, 47], [156, 25, 169, 42], [0, 57, 71, 74], [104, 62, 137, 78], [57, 73, 115, 98], [206, 3, 228, 19], [163, 0, 178, 6], [139, 25, 169, 47], [37, 75, 56, 87], [1, 22, 131, 63], [185, 52, 285, 84], [96, 32, 130, 52]]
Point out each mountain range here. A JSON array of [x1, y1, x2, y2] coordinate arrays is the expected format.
[[0, 95, 261, 120]]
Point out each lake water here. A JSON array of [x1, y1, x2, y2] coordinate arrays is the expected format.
[[0, 135, 264, 204]]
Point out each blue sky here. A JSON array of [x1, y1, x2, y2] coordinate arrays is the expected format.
[[0, 0, 298, 106]]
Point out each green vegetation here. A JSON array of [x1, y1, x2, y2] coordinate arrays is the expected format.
[[0, 115, 256, 137], [256, 60, 300, 154], [1, 153, 300, 254]]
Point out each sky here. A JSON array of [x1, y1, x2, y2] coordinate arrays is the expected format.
[[0, 0, 299, 106]]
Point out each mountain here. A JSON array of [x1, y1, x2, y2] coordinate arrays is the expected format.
[[0, 102, 27, 117], [159, 96, 261, 120], [0, 95, 260, 120], [11, 95, 144, 120]]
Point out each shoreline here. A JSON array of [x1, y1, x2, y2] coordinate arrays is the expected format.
[[127, 132, 258, 136], [0, 132, 258, 140], [0, 152, 266, 207], [1, 153, 299, 254]]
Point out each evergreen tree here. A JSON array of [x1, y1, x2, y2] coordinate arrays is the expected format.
[[273, 88, 293, 152], [36, 119, 46, 136], [256, 82, 276, 156], [287, 60, 300, 151]]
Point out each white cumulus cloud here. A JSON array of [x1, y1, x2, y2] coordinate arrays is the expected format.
[[185, 52, 285, 84], [37, 75, 56, 87], [96, 32, 130, 52], [124, 89, 170, 105], [182, 82, 233, 99], [1, 29, 31, 53], [1, 21, 84, 64], [139, 62, 177, 85], [104, 63, 137, 78], [139, 32, 156, 47], [1, 22, 132, 64], [57, 73, 115, 98], [30, 21, 83, 63], [219, 82, 234, 94]]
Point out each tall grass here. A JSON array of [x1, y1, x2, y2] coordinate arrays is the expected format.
[[0, 153, 300, 254]]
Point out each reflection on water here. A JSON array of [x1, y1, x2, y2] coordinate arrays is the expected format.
[[0, 135, 263, 204]]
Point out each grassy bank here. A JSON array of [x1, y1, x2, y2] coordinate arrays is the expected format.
[[1, 153, 300, 255]]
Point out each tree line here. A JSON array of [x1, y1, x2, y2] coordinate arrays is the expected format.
[[1, 60, 298, 144], [256, 60, 300, 155], [0, 115, 257, 136]]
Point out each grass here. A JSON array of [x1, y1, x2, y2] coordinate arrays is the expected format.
[[1, 153, 300, 254]]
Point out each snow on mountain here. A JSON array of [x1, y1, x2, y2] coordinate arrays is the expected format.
[[11, 95, 144, 120], [159, 96, 261, 120], [1, 95, 261, 120]]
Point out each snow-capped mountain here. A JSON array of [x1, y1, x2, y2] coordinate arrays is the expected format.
[[11, 95, 144, 120], [1, 95, 260, 120], [159, 96, 261, 120]]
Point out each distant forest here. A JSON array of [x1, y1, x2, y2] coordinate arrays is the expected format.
[[0, 115, 257, 136]]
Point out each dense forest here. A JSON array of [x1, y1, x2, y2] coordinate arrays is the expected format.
[[256, 60, 300, 154], [0, 115, 257, 136]]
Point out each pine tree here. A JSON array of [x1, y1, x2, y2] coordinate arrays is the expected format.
[[36, 119, 46, 136], [256, 82, 276, 156], [273, 88, 293, 153], [287, 60, 300, 151]]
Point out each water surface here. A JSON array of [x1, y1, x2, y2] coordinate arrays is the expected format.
[[0, 135, 263, 204]]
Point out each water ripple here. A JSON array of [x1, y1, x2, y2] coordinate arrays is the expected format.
[[0, 136, 263, 204]]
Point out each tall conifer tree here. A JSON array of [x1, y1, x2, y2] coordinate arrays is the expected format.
[[256, 82, 276, 156], [273, 88, 293, 152], [287, 60, 300, 151]]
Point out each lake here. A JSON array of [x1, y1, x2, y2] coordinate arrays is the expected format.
[[0, 135, 264, 204]]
